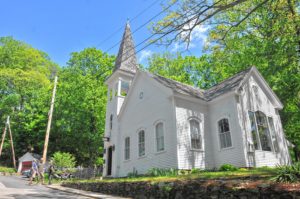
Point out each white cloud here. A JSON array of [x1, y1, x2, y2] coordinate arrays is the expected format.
[[138, 49, 153, 63], [170, 19, 210, 52]]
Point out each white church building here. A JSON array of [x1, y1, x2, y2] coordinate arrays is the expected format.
[[102, 23, 291, 177]]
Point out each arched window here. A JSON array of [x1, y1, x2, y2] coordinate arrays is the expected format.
[[155, 122, 164, 152], [138, 130, 145, 157], [218, 118, 232, 149], [255, 111, 272, 151], [124, 137, 130, 160], [189, 119, 202, 149], [110, 114, 113, 130]]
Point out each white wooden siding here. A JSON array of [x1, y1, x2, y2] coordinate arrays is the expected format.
[[237, 75, 291, 167], [117, 73, 178, 177], [208, 94, 247, 168], [175, 97, 214, 169]]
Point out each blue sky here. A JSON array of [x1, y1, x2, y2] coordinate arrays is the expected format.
[[0, 0, 207, 66]]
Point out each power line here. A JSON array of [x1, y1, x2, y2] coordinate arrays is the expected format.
[[99, 0, 208, 79], [96, 0, 163, 48], [104, 0, 179, 53], [115, 0, 207, 64]]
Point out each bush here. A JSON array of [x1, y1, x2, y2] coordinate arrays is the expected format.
[[273, 163, 300, 183], [0, 166, 16, 173], [127, 170, 138, 178], [147, 168, 178, 177], [52, 152, 76, 169], [191, 168, 202, 174], [219, 164, 238, 171]]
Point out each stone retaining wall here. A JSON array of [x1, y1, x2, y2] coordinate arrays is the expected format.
[[63, 179, 300, 199]]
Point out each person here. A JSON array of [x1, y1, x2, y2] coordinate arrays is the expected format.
[[48, 160, 55, 185], [38, 158, 45, 185], [28, 159, 39, 185]]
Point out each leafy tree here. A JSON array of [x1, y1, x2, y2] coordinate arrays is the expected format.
[[50, 48, 115, 166], [146, 52, 216, 89], [51, 151, 76, 168], [0, 37, 58, 165]]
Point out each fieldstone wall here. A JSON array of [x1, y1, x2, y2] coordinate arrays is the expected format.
[[63, 179, 300, 199]]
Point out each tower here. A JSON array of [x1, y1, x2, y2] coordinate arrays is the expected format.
[[103, 22, 138, 176]]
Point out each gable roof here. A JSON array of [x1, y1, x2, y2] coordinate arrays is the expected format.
[[147, 66, 282, 108], [148, 67, 251, 102], [146, 72, 207, 101], [204, 67, 252, 101]]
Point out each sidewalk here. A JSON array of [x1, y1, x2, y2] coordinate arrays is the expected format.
[[47, 184, 130, 199]]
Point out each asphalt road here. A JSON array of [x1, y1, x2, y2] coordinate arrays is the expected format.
[[0, 175, 91, 199]]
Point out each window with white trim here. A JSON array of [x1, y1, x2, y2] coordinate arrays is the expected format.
[[138, 130, 145, 157], [124, 137, 130, 160], [155, 122, 164, 152], [255, 111, 272, 151], [248, 111, 275, 151], [268, 117, 279, 152], [189, 119, 202, 149], [218, 118, 232, 149]]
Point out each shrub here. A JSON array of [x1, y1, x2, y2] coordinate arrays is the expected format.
[[219, 164, 238, 171], [147, 168, 178, 177], [52, 152, 76, 169], [273, 162, 300, 183], [0, 166, 16, 173], [127, 169, 138, 178], [179, 170, 190, 175], [191, 168, 202, 174]]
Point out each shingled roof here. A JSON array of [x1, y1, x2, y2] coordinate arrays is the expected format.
[[147, 67, 252, 101], [114, 22, 138, 73]]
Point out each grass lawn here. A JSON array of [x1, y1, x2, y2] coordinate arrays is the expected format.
[[65, 167, 278, 184]]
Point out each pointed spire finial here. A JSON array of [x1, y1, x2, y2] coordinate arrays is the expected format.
[[114, 21, 138, 73]]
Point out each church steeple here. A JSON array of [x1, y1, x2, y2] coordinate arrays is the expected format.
[[114, 21, 138, 73]]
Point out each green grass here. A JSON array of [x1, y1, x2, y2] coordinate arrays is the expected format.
[[65, 167, 278, 184], [0, 166, 16, 173]]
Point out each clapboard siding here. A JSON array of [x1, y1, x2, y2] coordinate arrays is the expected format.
[[175, 98, 209, 169], [208, 94, 247, 168], [117, 73, 177, 177], [238, 75, 291, 167]]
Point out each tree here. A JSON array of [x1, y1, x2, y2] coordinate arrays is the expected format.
[[146, 52, 216, 89], [51, 151, 76, 169], [50, 48, 115, 166], [0, 37, 58, 165], [152, 0, 299, 52]]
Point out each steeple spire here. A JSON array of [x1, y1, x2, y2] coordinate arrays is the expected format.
[[114, 21, 138, 73]]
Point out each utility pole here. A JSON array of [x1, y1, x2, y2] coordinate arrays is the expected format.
[[7, 117, 16, 168], [0, 116, 9, 157], [42, 76, 58, 164]]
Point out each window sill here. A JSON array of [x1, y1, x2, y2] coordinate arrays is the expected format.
[[155, 150, 166, 155], [190, 149, 204, 152], [220, 146, 234, 151], [254, 150, 274, 153]]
